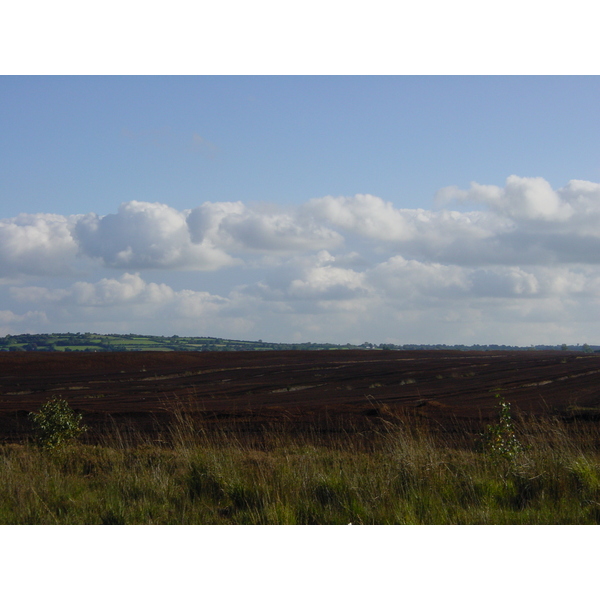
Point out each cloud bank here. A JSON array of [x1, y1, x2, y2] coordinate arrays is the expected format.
[[3, 176, 600, 344]]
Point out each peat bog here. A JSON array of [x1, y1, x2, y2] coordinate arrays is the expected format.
[[1, 349, 599, 440]]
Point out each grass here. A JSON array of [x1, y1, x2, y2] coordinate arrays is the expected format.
[[0, 403, 599, 524]]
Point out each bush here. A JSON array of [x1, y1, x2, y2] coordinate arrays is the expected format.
[[480, 397, 523, 462], [29, 395, 87, 450]]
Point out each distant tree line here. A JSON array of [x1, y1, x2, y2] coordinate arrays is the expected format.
[[0, 333, 597, 353]]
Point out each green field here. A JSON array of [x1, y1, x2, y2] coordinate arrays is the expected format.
[[2, 332, 598, 354], [0, 332, 354, 352]]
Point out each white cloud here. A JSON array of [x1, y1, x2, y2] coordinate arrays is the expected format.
[[240, 251, 371, 307], [335, 176, 600, 267], [287, 264, 369, 301], [12, 272, 219, 310], [368, 255, 469, 303], [0, 213, 79, 276], [435, 175, 573, 221], [7, 273, 234, 336], [74, 201, 236, 271], [306, 194, 412, 241], [304, 192, 514, 266], [187, 201, 342, 252], [69, 200, 341, 271], [4, 176, 600, 344], [4, 177, 600, 280], [0, 309, 48, 335], [70, 273, 176, 306], [186, 201, 245, 246]]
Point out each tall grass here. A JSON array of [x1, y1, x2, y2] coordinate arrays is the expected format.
[[0, 405, 598, 524]]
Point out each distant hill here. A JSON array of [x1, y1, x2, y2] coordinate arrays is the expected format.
[[0, 333, 597, 353]]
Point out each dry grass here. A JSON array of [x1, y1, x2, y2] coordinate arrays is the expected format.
[[0, 405, 599, 524]]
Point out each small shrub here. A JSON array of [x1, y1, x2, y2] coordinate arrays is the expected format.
[[480, 397, 523, 462], [29, 395, 87, 450]]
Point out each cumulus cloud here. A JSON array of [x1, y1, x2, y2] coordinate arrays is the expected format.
[[368, 256, 469, 302], [306, 177, 600, 268], [4, 177, 600, 279], [435, 175, 574, 221], [0, 309, 47, 325], [8, 273, 232, 335], [0, 213, 79, 277], [306, 194, 412, 241], [186, 201, 245, 246], [70, 273, 176, 306], [240, 251, 370, 306], [0, 309, 48, 335], [287, 255, 370, 302], [11, 272, 222, 310], [187, 201, 342, 252], [74, 201, 236, 271], [4, 176, 600, 344], [70, 200, 342, 271]]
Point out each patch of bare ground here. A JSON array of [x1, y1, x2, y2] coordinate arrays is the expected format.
[[1, 350, 600, 442]]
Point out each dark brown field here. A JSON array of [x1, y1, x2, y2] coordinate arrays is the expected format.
[[1, 349, 600, 442]]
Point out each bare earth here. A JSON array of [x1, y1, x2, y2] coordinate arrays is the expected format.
[[1, 350, 599, 441]]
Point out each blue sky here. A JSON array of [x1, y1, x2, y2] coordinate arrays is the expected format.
[[2, 75, 600, 345], [3, 76, 600, 217]]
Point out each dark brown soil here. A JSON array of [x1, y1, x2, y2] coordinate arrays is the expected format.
[[1, 349, 600, 442]]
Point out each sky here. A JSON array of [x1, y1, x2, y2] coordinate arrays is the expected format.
[[2, 75, 600, 345]]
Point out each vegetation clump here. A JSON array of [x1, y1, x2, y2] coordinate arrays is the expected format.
[[480, 398, 523, 463], [29, 396, 87, 450]]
